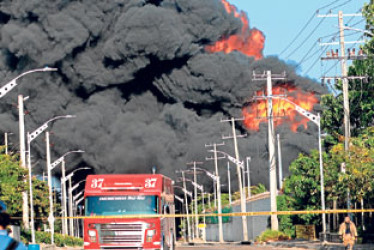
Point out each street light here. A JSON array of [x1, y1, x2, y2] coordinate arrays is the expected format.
[[27, 115, 74, 244], [246, 157, 251, 199], [0, 67, 57, 99], [177, 177, 206, 242], [275, 97, 327, 241], [63, 168, 90, 236], [208, 150, 244, 169], [174, 185, 192, 242], [50, 150, 84, 235], [343, 25, 373, 37], [0, 67, 57, 231]]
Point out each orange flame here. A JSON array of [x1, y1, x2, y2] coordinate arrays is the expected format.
[[205, 0, 265, 60], [242, 85, 319, 132]]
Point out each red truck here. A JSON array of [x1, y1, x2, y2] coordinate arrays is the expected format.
[[83, 174, 175, 250]]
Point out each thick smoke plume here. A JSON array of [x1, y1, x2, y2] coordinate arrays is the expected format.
[[0, 0, 325, 191]]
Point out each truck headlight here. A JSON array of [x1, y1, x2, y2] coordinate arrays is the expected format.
[[88, 230, 97, 242], [146, 229, 156, 242]]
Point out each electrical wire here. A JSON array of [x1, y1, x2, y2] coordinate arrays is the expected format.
[[280, 0, 359, 59], [278, 0, 346, 57], [285, 17, 327, 60], [330, 0, 354, 11], [279, 14, 315, 56], [301, 7, 364, 78]]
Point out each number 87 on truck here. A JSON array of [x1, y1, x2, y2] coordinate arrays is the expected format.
[[83, 174, 176, 250]]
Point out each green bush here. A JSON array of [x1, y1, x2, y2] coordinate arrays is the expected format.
[[256, 229, 291, 243], [21, 229, 83, 247]]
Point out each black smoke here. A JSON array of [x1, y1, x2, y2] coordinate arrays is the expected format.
[[0, 0, 326, 192]]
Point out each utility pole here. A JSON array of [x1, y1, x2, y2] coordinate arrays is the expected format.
[[277, 134, 283, 190], [253, 70, 287, 231], [206, 142, 225, 243], [227, 162, 232, 204], [61, 160, 68, 235], [318, 11, 365, 212], [18, 95, 29, 230], [213, 180, 217, 208], [4, 132, 8, 155], [46, 131, 55, 244], [182, 171, 192, 242], [186, 161, 203, 240], [338, 10, 350, 152], [266, 71, 279, 231], [246, 157, 251, 199], [221, 117, 249, 242]]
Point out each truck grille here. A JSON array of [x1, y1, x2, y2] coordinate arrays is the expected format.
[[98, 223, 144, 244]]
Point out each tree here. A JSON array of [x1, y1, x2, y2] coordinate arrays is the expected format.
[[280, 129, 374, 234], [0, 147, 27, 217], [0, 146, 49, 228]]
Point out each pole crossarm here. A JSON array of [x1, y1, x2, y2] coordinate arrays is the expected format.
[[252, 71, 287, 81], [321, 55, 370, 60], [321, 76, 368, 80], [319, 40, 366, 46], [317, 13, 362, 18]]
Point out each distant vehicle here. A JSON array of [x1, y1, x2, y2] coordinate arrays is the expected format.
[[83, 174, 175, 249]]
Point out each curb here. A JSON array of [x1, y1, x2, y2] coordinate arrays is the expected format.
[[268, 241, 374, 250]]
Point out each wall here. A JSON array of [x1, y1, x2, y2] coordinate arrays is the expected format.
[[205, 192, 270, 242]]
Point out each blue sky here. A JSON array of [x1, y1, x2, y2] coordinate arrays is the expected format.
[[228, 0, 368, 81]]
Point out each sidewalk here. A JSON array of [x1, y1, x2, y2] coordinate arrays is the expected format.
[[268, 240, 374, 250]]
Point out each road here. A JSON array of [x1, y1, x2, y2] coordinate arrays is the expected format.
[[177, 245, 307, 250]]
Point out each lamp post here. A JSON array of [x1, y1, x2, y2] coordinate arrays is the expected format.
[[246, 157, 251, 199], [343, 25, 373, 37], [227, 162, 232, 204], [174, 194, 186, 241], [49, 150, 84, 235], [0, 67, 57, 230], [74, 197, 85, 238], [63, 170, 89, 237], [190, 167, 219, 241], [174, 185, 192, 242], [0, 67, 57, 99], [177, 176, 204, 240], [26, 115, 74, 244], [275, 97, 327, 241]]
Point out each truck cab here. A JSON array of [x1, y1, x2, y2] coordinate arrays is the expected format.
[[83, 174, 175, 250]]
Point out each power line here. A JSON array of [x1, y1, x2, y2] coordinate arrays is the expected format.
[[285, 17, 327, 60], [319, 0, 347, 10], [279, 0, 352, 57], [279, 14, 315, 56], [330, 0, 354, 10]]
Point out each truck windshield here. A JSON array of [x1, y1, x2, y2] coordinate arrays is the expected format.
[[85, 195, 158, 216]]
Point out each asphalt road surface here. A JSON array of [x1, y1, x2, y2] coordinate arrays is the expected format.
[[177, 245, 307, 250]]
